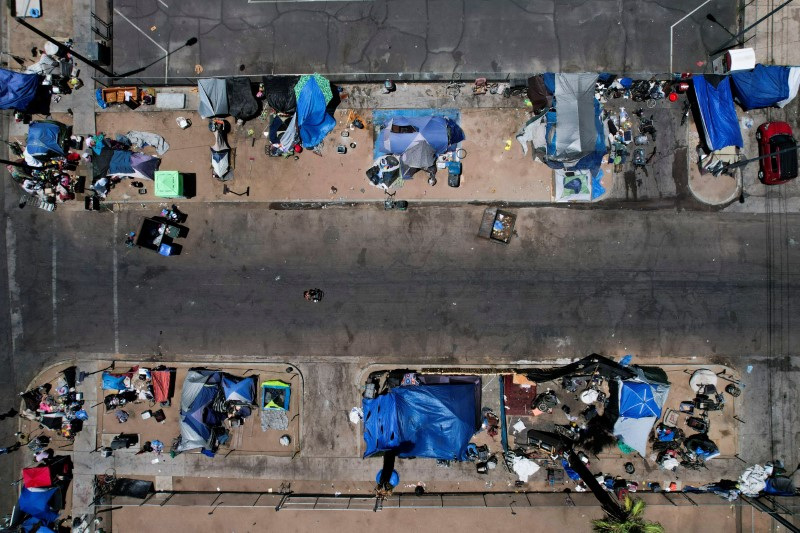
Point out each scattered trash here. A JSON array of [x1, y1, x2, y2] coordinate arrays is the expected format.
[[512, 455, 540, 482], [279, 435, 291, 446], [512, 420, 526, 433], [746, 365, 753, 373], [349, 407, 363, 424], [176, 117, 191, 129]]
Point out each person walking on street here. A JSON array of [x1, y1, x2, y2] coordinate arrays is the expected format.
[[304, 289, 324, 302]]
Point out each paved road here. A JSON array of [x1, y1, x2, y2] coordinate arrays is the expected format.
[[7, 203, 797, 366], [4, 200, 800, 518], [110, 0, 737, 82]]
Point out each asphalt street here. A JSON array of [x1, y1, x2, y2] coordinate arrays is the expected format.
[[109, 0, 737, 82], [5, 204, 796, 368], [2, 200, 799, 516]]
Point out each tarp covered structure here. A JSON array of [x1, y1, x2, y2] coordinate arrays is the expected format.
[[197, 78, 228, 118], [692, 75, 743, 151], [362, 384, 479, 461], [0, 68, 40, 110], [535, 73, 606, 172], [730, 64, 790, 110], [22, 466, 53, 489], [18, 486, 59, 524], [26, 121, 67, 158], [612, 373, 670, 456], [222, 374, 257, 404], [295, 73, 335, 148], [226, 77, 258, 121]]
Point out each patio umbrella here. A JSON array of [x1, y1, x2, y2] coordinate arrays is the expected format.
[[294, 73, 333, 104]]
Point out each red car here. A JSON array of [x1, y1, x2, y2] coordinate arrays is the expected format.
[[756, 121, 798, 185]]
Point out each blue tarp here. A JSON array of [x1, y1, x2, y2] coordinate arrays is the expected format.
[[692, 75, 743, 150], [619, 381, 661, 418], [101, 372, 127, 391], [378, 116, 464, 155], [26, 121, 65, 157], [22, 517, 56, 533], [730, 64, 790, 110], [362, 384, 478, 461], [18, 486, 58, 524], [0, 68, 39, 110], [109, 150, 133, 175], [296, 76, 335, 148], [222, 374, 256, 404]]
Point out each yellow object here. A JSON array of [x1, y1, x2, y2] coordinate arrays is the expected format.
[[504, 140, 512, 151]]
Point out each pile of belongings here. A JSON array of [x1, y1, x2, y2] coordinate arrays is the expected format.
[[102, 366, 174, 411], [87, 132, 164, 198], [20, 368, 86, 440], [9, 120, 80, 205], [177, 369, 259, 453]]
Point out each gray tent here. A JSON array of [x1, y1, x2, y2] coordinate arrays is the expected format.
[[400, 140, 436, 169], [198, 78, 228, 119], [550, 73, 599, 167]]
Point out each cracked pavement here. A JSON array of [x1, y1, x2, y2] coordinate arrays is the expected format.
[[111, 0, 737, 81]]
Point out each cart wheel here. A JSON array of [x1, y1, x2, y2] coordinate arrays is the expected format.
[[755, 130, 762, 141]]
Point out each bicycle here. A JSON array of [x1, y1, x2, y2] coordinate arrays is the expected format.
[[91, 470, 117, 505]]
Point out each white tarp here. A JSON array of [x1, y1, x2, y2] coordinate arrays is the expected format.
[[778, 67, 800, 108]]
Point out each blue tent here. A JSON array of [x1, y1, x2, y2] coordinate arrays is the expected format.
[[378, 116, 464, 155], [0, 68, 40, 110], [296, 76, 335, 148], [222, 374, 256, 404], [362, 384, 478, 461], [178, 369, 221, 452], [692, 75, 743, 150], [18, 486, 59, 525], [618, 381, 662, 418], [730, 64, 790, 110], [26, 121, 66, 158]]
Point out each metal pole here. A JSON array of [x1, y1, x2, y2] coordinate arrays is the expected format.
[[14, 17, 117, 77], [710, 0, 795, 56]]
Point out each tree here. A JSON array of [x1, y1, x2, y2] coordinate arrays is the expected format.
[[591, 496, 665, 533]]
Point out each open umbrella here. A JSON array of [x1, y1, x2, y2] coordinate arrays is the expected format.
[[294, 73, 333, 104]]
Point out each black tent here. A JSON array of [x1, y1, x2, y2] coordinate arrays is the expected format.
[[263, 75, 299, 114], [226, 77, 259, 121]]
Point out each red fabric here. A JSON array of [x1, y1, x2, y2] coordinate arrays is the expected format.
[[22, 466, 52, 488], [151, 370, 171, 403]]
